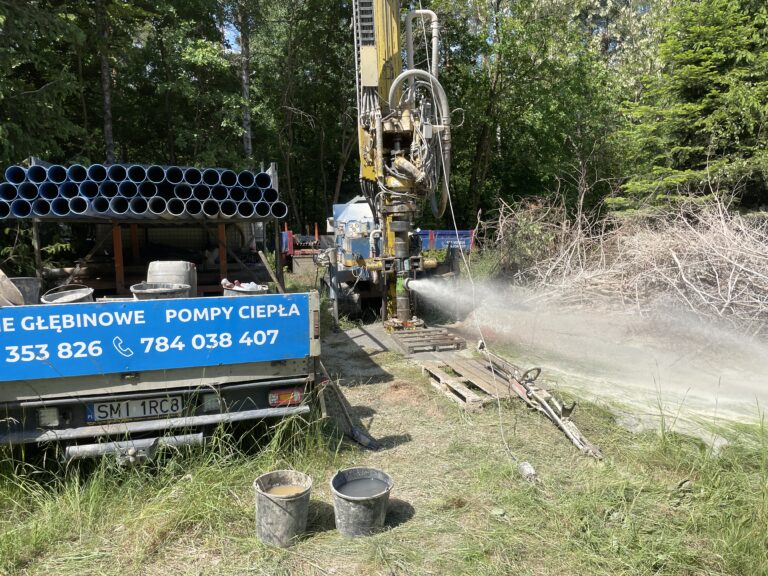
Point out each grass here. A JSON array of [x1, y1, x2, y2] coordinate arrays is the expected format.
[[1, 326, 766, 575]]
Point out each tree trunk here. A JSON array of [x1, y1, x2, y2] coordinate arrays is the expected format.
[[237, 3, 253, 164], [333, 132, 356, 205], [157, 32, 176, 164], [95, 0, 115, 164]]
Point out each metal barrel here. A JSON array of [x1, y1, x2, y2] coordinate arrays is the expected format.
[[0, 183, 17, 201], [11, 199, 32, 218], [68, 196, 90, 216], [39, 182, 59, 200], [211, 185, 228, 201], [174, 184, 193, 200], [51, 198, 69, 216], [146, 165, 165, 184], [220, 199, 238, 219], [185, 199, 203, 218], [78, 180, 99, 199], [237, 201, 254, 218], [32, 199, 51, 217], [148, 196, 167, 218], [254, 201, 270, 218], [119, 181, 138, 198], [237, 170, 255, 188], [87, 164, 108, 183], [66, 164, 88, 183], [202, 199, 219, 218], [202, 168, 220, 186], [126, 165, 146, 183], [92, 197, 111, 215], [192, 184, 210, 201], [139, 182, 157, 198], [165, 166, 184, 185], [108, 196, 129, 217], [255, 172, 272, 189], [184, 167, 202, 186], [0, 201, 10, 219], [107, 164, 127, 182], [129, 197, 148, 217], [4, 165, 26, 185], [228, 187, 245, 202], [58, 182, 79, 199], [17, 182, 38, 200], [262, 187, 279, 203], [270, 201, 288, 219], [27, 165, 48, 184], [219, 169, 237, 187], [167, 198, 185, 217], [246, 187, 262, 202], [46, 165, 67, 184], [99, 181, 119, 198]]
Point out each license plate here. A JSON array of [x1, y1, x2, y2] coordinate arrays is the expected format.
[[86, 396, 183, 423]]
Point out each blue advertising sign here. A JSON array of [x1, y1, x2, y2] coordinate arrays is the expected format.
[[0, 294, 310, 382]]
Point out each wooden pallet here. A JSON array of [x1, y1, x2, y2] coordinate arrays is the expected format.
[[421, 354, 515, 409], [390, 328, 466, 354]]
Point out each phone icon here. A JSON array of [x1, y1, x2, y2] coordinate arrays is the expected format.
[[113, 337, 134, 358]]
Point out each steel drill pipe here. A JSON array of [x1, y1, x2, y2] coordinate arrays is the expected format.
[[11, 199, 32, 218], [228, 187, 245, 202], [254, 201, 270, 218], [148, 196, 167, 218], [254, 172, 271, 189], [220, 199, 238, 219], [202, 199, 219, 218], [27, 165, 48, 184], [211, 185, 228, 202], [202, 168, 220, 186], [245, 187, 262, 202], [146, 165, 165, 184], [192, 184, 210, 201], [185, 199, 203, 219], [0, 201, 10, 219], [165, 166, 184, 185], [237, 170, 255, 188], [78, 180, 99, 199], [4, 165, 26, 185], [51, 198, 69, 217], [219, 169, 237, 187], [107, 164, 127, 182], [87, 164, 108, 183], [127, 165, 146, 183], [39, 182, 59, 200], [139, 182, 157, 198], [99, 181, 119, 198], [32, 199, 51, 217], [18, 182, 38, 201], [270, 201, 288, 219], [92, 197, 111, 215], [262, 187, 279, 203], [68, 197, 90, 216], [157, 182, 175, 200], [174, 184, 193, 200], [108, 196, 129, 217], [119, 181, 138, 198], [58, 182, 79, 199], [67, 164, 88, 183], [184, 167, 202, 186], [237, 201, 254, 218], [129, 197, 148, 217], [46, 165, 67, 184], [0, 183, 17, 202], [167, 198, 185, 218]]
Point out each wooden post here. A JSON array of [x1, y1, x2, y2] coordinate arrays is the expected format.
[[274, 218, 284, 290], [218, 223, 227, 280], [31, 220, 43, 280], [129, 224, 140, 264], [112, 222, 125, 293]]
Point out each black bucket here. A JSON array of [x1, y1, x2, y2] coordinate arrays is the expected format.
[[253, 470, 312, 547], [330, 467, 393, 537]]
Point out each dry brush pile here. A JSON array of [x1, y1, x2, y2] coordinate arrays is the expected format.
[[481, 196, 768, 334]]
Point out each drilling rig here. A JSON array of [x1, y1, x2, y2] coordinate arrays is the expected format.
[[325, 1, 451, 328]]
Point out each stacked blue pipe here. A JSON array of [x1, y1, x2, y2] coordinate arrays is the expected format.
[[0, 163, 287, 221]]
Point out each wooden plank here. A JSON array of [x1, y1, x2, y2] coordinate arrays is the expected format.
[[422, 363, 483, 408], [112, 223, 125, 294], [217, 223, 227, 281], [437, 356, 512, 399]]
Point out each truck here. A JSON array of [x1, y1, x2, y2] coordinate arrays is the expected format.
[[0, 283, 321, 462]]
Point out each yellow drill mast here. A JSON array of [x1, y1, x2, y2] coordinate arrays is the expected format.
[[352, 0, 451, 326]]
